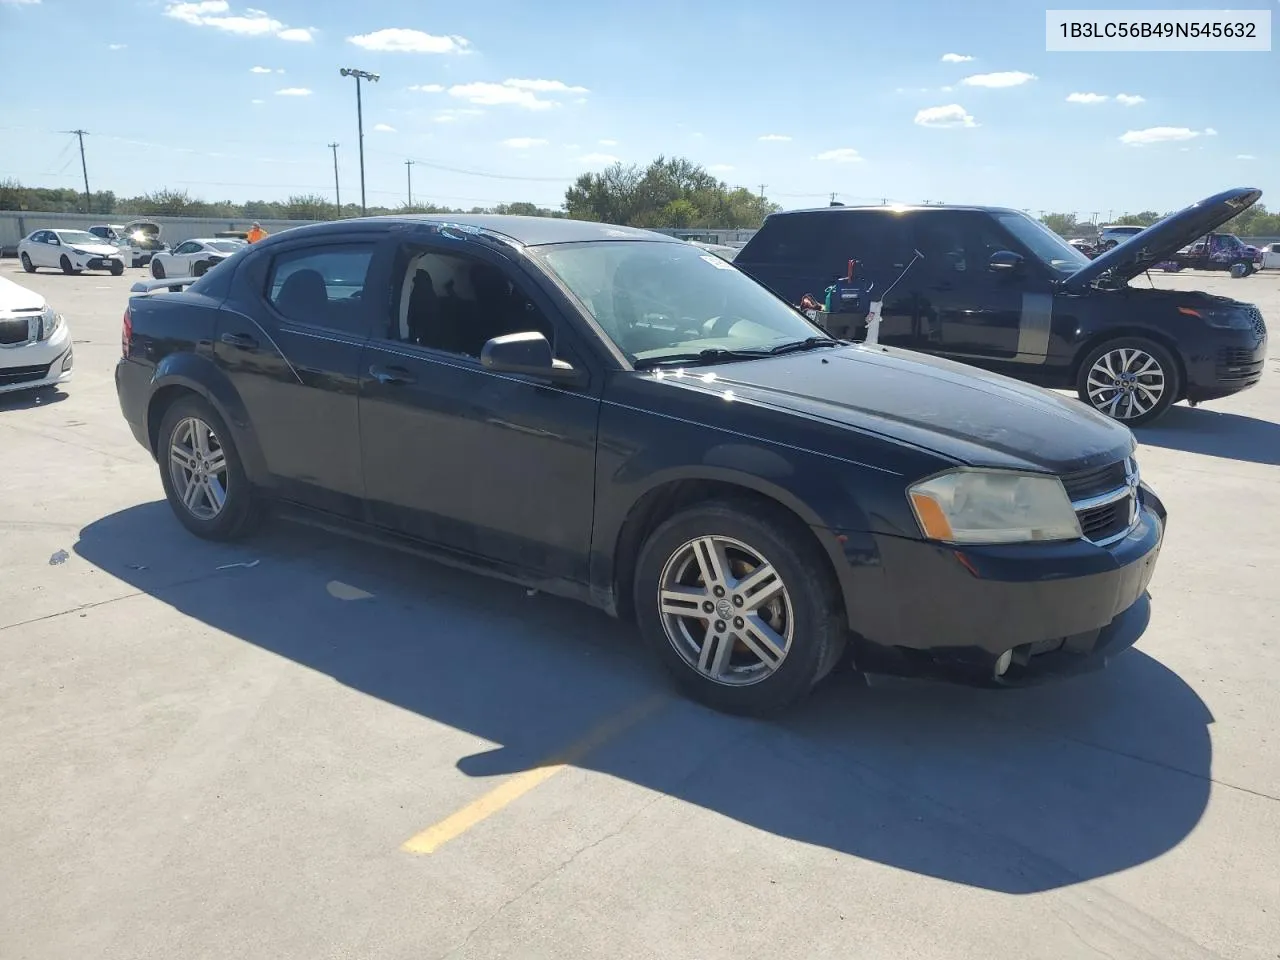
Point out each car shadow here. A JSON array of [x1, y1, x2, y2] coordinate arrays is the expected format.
[[0, 386, 69, 412], [74, 503, 1214, 895], [1137, 404, 1280, 465]]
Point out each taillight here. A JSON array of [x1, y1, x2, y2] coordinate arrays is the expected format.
[[121, 306, 132, 358]]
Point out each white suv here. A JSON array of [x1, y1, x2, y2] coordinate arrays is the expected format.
[[0, 276, 73, 395]]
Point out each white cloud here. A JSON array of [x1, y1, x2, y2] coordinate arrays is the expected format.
[[940, 85, 954, 92], [275, 87, 311, 96], [813, 148, 863, 162], [941, 53, 974, 62], [277, 27, 312, 42], [961, 71, 1036, 88], [1, 0, 42, 6], [1115, 93, 1145, 106], [504, 78, 589, 93], [347, 28, 470, 54], [447, 78, 586, 110], [578, 153, 620, 165], [251, 98, 265, 104], [1066, 92, 1109, 104], [1119, 126, 1208, 145], [433, 108, 483, 123], [108, 43, 127, 50], [758, 134, 791, 142], [1205, 127, 1218, 136], [373, 123, 396, 132], [1237, 154, 1257, 160], [163, 1, 308, 41], [250, 65, 274, 73], [914, 104, 977, 128], [598, 139, 618, 146], [409, 84, 445, 93], [503, 137, 548, 148]]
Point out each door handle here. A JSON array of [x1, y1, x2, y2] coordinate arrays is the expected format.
[[369, 364, 416, 386], [220, 332, 258, 349]]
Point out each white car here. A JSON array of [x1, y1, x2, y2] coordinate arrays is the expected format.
[[0, 276, 73, 396], [18, 229, 126, 276], [88, 222, 166, 267], [149, 238, 246, 279], [1260, 242, 1280, 271]]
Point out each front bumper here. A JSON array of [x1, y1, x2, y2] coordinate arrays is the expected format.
[[844, 484, 1166, 686], [71, 252, 125, 272], [0, 341, 73, 394], [1184, 323, 1267, 403]]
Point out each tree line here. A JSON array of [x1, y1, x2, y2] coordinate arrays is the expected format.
[[1041, 205, 1280, 239], [0, 155, 777, 229]]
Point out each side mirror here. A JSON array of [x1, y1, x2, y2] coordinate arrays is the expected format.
[[988, 250, 1023, 273], [480, 331, 579, 383]]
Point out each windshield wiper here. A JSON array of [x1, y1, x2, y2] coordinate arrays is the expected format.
[[767, 335, 842, 355], [633, 347, 772, 370]]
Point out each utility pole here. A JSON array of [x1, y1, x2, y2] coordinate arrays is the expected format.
[[339, 67, 380, 215], [757, 183, 766, 201], [65, 129, 90, 213], [406, 159, 415, 208], [830, 192, 837, 203], [327, 142, 341, 218], [1090, 211, 1101, 225]]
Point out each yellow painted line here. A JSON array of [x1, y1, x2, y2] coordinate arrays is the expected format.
[[401, 693, 667, 855]]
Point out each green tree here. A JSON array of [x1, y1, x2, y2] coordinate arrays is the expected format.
[[1040, 212, 1078, 237]]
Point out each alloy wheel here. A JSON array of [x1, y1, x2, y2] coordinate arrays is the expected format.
[[657, 535, 794, 686], [168, 416, 229, 521], [1086, 347, 1166, 420]]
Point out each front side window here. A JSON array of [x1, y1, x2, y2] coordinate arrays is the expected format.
[[534, 240, 824, 367], [389, 247, 555, 358], [175, 242, 200, 255], [992, 212, 1091, 276], [266, 243, 375, 332]]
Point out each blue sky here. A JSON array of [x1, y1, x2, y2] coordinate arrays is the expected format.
[[0, 0, 1275, 216]]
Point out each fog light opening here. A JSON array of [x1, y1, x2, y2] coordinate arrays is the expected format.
[[994, 649, 1013, 678]]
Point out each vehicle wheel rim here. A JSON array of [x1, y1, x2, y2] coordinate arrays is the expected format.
[[657, 535, 794, 687], [168, 417, 229, 521], [1086, 347, 1165, 420]]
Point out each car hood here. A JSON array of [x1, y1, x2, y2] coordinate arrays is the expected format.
[[661, 345, 1135, 474], [70, 242, 123, 256], [1065, 187, 1261, 290], [124, 220, 162, 237], [0, 276, 47, 313]]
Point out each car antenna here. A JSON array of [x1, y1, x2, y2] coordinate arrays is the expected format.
[[864, 249, 924, 347]]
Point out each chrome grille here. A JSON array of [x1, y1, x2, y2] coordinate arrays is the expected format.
[[1064, 457, 1139, 547], [0, 316, 37, 347]]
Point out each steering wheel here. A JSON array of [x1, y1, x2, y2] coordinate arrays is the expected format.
[[704, 315, 741, 338]]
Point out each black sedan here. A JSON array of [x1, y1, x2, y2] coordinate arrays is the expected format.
[[115, 215, 1166, 716]]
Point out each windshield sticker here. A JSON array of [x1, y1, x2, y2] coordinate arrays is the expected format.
[[700, 254, 734, 270]]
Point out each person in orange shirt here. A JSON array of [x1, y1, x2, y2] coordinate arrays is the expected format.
[[246, 222, 267, 243]]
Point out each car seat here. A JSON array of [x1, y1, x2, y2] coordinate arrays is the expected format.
[[275, 269, 330, 323]]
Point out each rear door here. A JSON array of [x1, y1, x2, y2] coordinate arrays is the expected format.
[[213, 231, 391, 517]]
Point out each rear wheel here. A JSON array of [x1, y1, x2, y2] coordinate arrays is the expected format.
[[20, 253, 34, 273], [633, 500, 847, 716], [157, 395, 261, 541], [151, 259, 166, 279], [193, 260, 209, 277], [1076, 337, 1179, 427]]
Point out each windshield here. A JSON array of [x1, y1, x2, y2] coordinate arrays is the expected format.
[[207, 240, 244, 252], [534, 240, 824, 366], [994, 212, 1091, 276], [56, 230, 104, 246]]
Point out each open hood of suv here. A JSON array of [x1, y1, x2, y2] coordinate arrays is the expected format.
[[1063, 187, 1261, 291]]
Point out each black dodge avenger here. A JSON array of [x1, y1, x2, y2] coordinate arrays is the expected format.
[[115, 214, 1166, 715]]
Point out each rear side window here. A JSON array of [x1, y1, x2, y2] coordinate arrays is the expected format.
[[266, 244, 376, 333], [740, 213, 840, 265]]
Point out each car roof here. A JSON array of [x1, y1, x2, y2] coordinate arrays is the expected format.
[[281, 214, 674, 248], [766, 204, 1026, 218]]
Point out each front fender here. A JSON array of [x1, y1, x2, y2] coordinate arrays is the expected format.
[[148, 351, 269, 483]]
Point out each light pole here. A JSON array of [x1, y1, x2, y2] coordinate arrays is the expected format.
[[339, 67, 380, 215], [405, 159, 415, 208], [327, 142, 341, 218]]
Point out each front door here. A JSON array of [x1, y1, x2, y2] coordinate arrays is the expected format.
[[213, 234, 388, 517], [358, 236, 601, 584], [910, 212, 1043, 364]]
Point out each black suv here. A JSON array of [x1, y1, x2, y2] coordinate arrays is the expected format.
[[735, 188, 1268, 426]]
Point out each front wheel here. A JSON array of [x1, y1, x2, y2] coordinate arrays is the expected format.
[[59, 255, 77, 275], [20, 253, 35, 273], [157, 395, 262, 541], [633, 500, 847, 716], [151, 259, 166, 279], [110, 262, 124, 277], [1076, 337, 1179, 427]]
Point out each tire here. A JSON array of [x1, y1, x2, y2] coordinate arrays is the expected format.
[[151, 260, 166, 280], [156, 395, 262, 541], [1076, 337, 1180, 427], [59, 255, 77, 275], [633, 500, 847, 717], [110, 262, 124, 277], [20, 253, 36, 273], [193, 260, 209, 277]]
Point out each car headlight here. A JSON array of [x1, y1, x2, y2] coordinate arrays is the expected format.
[[1177, 306, 1251, 330], [38, 306, 63, 341], [908, 469, 1082, 544]]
